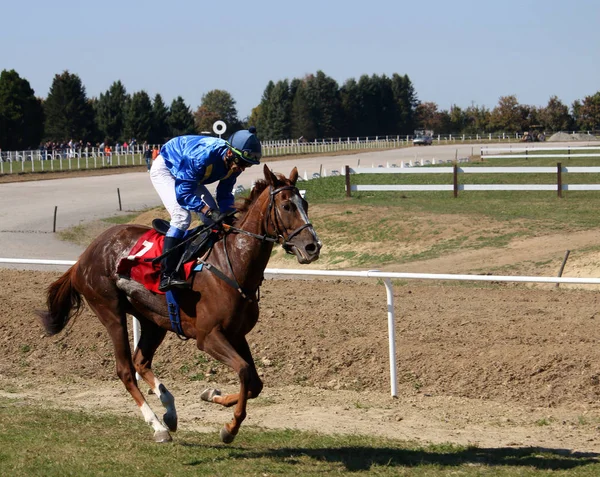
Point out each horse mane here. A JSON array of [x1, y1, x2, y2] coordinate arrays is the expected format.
[[235, 173, 286, 212], [235, 179, 268, 214]]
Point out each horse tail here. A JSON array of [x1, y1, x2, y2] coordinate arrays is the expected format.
[[38, 265, 83, 336]]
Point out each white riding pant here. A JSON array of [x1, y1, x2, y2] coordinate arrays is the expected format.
[[150, 154, 217, 232]]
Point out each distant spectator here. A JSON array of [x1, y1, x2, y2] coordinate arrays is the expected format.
[[144, 146, 152, 171], [152, 145, 159, 161], [105, 145, 112, 164]]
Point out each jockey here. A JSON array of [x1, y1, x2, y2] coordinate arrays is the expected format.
[[150, 128, 262, 292]]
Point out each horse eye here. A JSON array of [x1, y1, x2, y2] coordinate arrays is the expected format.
[[283, 203, 291, 211]]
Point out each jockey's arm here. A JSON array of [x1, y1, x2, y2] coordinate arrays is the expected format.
[[174, 178, 206, 212], [215, 175, 237, 213]]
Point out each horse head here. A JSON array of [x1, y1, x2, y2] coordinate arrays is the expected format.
[[262, 165, 321, 264]]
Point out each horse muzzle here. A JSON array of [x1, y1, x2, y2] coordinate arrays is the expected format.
[[287, 236, 321, 264]]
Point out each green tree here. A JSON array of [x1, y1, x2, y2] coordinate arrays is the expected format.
[[448, 105, 467, 133], [538, 96, 571, 132], [370, 74, 397, 136], [194, 89, 240, 134], [490, 95, 524, 133], [340, 78, 361, 137], [290, 77, 317, 140], [313, 71, 341, 138], [575, 92, 600, 131], [391, 74, 418, 135], [255, 81, 275, 138], [168, 96, 195, 136], [264, 80, 292, 140], [415, 102, 445, 132], [150, 94, 170, 143], [0, 69, 44, 150], [43, 70, 94, 143], [464, 104, 491, 133], [247, 104, 262, 136], [95, 80, 129, 144], [355, 74, 380, 136], [124, 90, 153, 143]]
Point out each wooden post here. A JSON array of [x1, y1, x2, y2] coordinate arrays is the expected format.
[[557, 162, 562, 198], [345, 165, 351, 198], [453, 163, 458, 198], [555, 250, 570, 288], [117, 188, 122, 211], [53, 206, 58, 233]]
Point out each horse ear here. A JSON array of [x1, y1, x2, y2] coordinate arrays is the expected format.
[[263, 164, 277, 185], [289, 167, 299, 185]]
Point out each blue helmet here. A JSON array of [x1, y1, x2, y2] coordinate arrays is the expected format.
[[227, 128, 262, 165]]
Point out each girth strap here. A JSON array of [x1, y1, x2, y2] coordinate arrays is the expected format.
[[200, 261, 256, 302], [165, 290, 189, 340]]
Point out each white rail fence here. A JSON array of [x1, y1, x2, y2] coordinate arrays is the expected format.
[[7, 135, 597, 176], [3, 257, 600, 397], [345, 164, 600, 198], [481, 145, 600, 156]]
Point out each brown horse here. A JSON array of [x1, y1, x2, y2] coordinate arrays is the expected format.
[[39, 165, 321, 443]]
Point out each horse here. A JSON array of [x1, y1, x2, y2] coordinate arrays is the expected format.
[[38, 165, 321, 444]]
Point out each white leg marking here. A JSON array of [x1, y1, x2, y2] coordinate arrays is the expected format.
[[139, 402, 169, 433]]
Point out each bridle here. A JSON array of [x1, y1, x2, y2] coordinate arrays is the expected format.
[[224, 184, 315, 254], [266, 185, 315, 254], [199, 184, 317, 301]]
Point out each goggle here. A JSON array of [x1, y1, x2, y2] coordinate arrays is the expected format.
[[228, 144, 261, 165]]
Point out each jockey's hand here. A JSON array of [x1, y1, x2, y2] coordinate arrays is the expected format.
[[207, 209, 235, 227]]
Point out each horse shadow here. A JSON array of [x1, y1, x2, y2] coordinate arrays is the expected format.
[[183, 443, 600, 472]]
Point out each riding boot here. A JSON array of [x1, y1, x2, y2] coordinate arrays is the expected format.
[[158, 236, 190, 292]]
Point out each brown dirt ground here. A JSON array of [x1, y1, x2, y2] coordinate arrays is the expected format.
[[3, 254, 600, 452], [3, 168, 600, 453]]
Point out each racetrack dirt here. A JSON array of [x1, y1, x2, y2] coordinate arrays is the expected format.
[[2, 268, 600, 453]]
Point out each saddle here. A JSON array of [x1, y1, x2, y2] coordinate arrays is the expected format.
[[151, 218, 218, 265]]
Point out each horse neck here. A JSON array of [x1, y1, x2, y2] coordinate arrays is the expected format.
[[221, 189, 274, 288]]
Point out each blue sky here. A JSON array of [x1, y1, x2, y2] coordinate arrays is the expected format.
[[1, 0, 598, 119]]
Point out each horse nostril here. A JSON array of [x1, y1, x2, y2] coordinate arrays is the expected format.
[[305, 243, 318, 254]]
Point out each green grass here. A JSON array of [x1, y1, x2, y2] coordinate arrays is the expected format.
[[1, 401, 599, 476], [292, 154, 600, 268], [101, 213, 143, 224], [303, 157, 600, 229]]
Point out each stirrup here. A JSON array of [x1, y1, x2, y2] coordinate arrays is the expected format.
[[158, 275, 190, 292]]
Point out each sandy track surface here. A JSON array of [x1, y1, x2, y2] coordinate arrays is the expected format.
[[2, 270, 600, 453]]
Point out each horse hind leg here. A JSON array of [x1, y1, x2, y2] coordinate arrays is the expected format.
[[132, 318, 178, 432], [87, 301, 172, 443], [201, 337, 263, 408], [200, 332, 262, 443]]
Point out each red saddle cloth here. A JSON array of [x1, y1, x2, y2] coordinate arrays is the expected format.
[[116, 229, 195, 294]]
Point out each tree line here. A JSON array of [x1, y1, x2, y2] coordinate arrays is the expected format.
[[0, 68, 599, 151]]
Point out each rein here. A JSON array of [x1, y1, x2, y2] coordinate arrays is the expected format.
[[202, 184, 314, 300]]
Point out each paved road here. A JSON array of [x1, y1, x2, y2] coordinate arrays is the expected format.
[[1, 141, 598, 266]]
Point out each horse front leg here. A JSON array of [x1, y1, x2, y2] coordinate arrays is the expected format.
[[87, 303, 172, 443], [132, 319, 178, 432], [200, 331, 262, 443]]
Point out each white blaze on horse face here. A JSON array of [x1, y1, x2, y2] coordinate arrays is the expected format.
[[291, 194, 320, 246]]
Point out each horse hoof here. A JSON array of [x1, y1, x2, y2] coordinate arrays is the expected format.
[[163, 411, 178, 432], [220, 427, 236, 444], [154, 430, 172, 443], [201, 388, 221, 402]]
